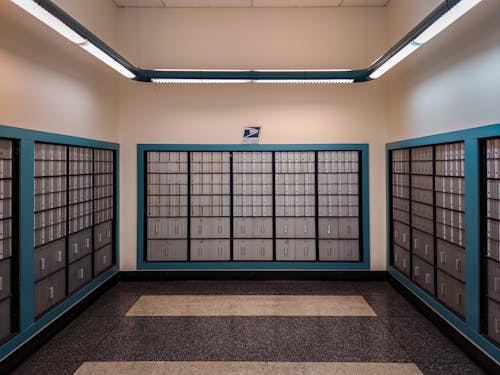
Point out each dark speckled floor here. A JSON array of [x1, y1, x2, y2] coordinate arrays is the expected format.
[[12, 281, 490, 375]]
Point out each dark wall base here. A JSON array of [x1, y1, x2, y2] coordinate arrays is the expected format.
[[120, 270, 387, 281], [388, 274, 499, 375], [0, 273, 119, 374]]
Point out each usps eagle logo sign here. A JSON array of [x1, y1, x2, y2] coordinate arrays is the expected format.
[[242, 126, 261, 144]]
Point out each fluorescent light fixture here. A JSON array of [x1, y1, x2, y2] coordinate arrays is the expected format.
[[11, 0, 86, 44], [369, 42, 420, 79], [152, 78, 251, 84], [154, 69, 251, 72], [254, 79, 354, 84], [81, 41, 135, 79], [415, 0, 483, 44], [255, 69, 352, 72]]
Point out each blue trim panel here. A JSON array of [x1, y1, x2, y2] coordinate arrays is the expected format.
[[137, 144, 370, 271], [0, 124, 120, 360], [386, 122, 500, 363]]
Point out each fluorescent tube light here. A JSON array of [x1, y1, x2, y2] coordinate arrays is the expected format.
[[414, 0, 483, 44], [80, 41, 135, 79], [11, 0, 86, 44], [255, 69, 352, 72], [152, 78, 251, 84], [254, 79, 354, 84], [369, 42, 420, 79], [153, 69, 251, 72]]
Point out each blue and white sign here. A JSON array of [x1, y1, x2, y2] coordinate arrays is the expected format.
[[242, 126, 261, 144]]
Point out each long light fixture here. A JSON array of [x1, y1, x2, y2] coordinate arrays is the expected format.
[[254, 79, 354, 84], [11, 0, 135, 79], [369, 42, 420, 79], [414, 0, 483, 44], [80, 41, 135, 79], [370, 0, 482, 79], [11, 0, 86, 44], [151, 78, 251, 84]]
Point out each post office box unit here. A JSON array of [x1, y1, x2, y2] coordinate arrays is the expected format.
[[487, 199, 500, 221], [412, 256, 435, 295], [392, 208, 410, 225], [411, 161, 433, 175], [488, 299, 500, 344], [190, 239, 230, 261], [233, 239, 273, 261], [0, 180, 12, 201], [487, 238, 500, 262], [147, 239, 187, 261], [295, 218, 316, 238], [411, 146, 433, 161], [411, 214, 434, 236], [411, 175, 433, 191], [0, 160, 12, 180], [487, 259, 500, 304], [276, 239, 295, 261], [33, 191, 66, 212], [34, 239, 65, 282], [94, 220, 113, 249], [437, 240, 465, 281], [0, 199, 12, 220], [392, 245, 411, 277], [411, 188, 433, 205], [68, 228, 92, 264], [435, 176, 465, 195], [0, 140, 13, 160], [34, 223, 66, 247], [94, 244, 113, 276], [0, 297, 11, 342], [319, 240, 359, 261], [435, 192, 464, 212], [393, 221, 410, 250], [436, 223, 465, 247], [488, 218, 500, 242], [437, 270, 466, 317], [0, 238, 12, 260], [392, 197, 410, 213], [0, 219, 12, 241], [275, 217, 296, 238], [338, 218, 359, 239], [34, 269, 66, 317], [412, 229, 434, 265], [233, 218, 273, 238], [435, 160, 464, 177], [436, 207, 464, 230], [276, 239, 315, 261], [67, 254, 92, 294], [190, 217, 230, 239], [487, 180, 500, 200], [411, 202, 433, 220], [318, 218, 339, 239], [0, 258, 11, 300]]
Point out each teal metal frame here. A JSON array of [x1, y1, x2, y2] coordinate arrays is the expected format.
[[35, 0, 463, 83], [386, 123, 500, 362], [137, 144, 370, 271], [0, 124, 120, 360]]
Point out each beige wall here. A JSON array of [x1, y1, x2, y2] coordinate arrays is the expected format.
[[0, 1, 119, 141], [385, 0, 500, 141], [116, 6, 389, 271]]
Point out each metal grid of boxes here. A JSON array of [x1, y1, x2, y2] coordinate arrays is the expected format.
[[0, 139, 16, 342], [144, 149, 363, 262], [390, 142, 466, 318], [485, 138, 500, 345], [33, 143, 115, 318]]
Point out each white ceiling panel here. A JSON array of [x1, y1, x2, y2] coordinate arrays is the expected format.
[[252, 0, 342, 7], [113, 0, 163, 7], [340, 0, 389, 6]]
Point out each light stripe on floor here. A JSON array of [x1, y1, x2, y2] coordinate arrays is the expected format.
[[125, 295, 376, 316], [74, 361, 423, 375]]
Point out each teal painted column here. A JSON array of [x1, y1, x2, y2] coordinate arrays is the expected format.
[[19, 139, 34, 330], [464, 138, 480, 332]]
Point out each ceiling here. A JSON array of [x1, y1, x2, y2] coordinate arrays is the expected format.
[[112, 0, 390, 8]]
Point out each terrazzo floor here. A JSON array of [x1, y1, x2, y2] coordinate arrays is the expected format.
[[11, 280, 491, 374]]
